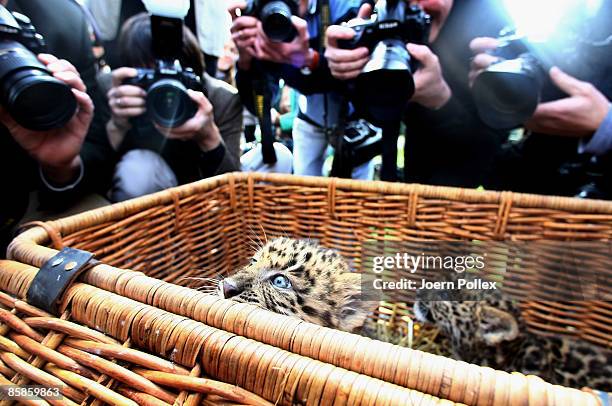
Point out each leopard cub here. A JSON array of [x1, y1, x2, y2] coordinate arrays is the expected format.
[[218, 237, 370, 332], [414, 275, 612, 392]]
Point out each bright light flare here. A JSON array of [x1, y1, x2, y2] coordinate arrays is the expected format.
[[502, 0, 603, 41]]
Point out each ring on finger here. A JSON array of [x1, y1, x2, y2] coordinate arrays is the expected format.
[[116, 98, 122, 107]]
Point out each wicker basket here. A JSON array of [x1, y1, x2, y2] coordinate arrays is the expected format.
[[2, 172, 611, 406]]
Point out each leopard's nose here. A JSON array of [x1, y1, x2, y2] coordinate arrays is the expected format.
[[222, 279, 242, 299]]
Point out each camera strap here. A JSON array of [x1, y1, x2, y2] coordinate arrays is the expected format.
[[251, 63, 277, 164]]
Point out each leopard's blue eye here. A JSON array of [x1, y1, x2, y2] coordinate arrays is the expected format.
[[271, 275, 292, 289]]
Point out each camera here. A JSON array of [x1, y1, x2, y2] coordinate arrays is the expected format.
[[124, 60, 203, 129], [472, 27, 607, 130], [339, 0, 430, 125], [472, 33, 548, 130], [244, 0, 299, 43], [0, 5, 76, 131], [124, 14, 204, 128], [330, 118, 382, 178]]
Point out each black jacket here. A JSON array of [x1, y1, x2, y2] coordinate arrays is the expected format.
[[402, 0, 509, 188], [1, 0, 115, 255]]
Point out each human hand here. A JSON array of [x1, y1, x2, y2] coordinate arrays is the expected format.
[[155, 90, 221, 152], [325, 3, 372, 80], [107, 67, 146, 129], [229, 0, 259, 69], [526, 67, 610, 137], [0, 54, 93, 185], [407, 44, 451, 109], [252, 16, 313, 68], [468, 37, 499, 87]]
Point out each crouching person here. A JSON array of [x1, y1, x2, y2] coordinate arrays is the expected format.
[[106, 13, 242, 202]]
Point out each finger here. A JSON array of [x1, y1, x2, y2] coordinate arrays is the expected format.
[[112, 96, 146, 109], [471, 53, 499, 72], [73, 89, 94, 127], [187, 89, 213, 113], [549, 66, 589, 96], [37, 53, 59, 65], [228, 0, 247, 19], [326, 25, 357, 47], [112, 106, 146, 118], [54, 71, 86, 92], [406, 43, 437, 67], [230, 16, 258, 32], [328, 56, 369, 73], [46, 59, 78, 75], [111, 67, 139, 87], [325, 47, 369, 63], [291, 16, 309, 41], [108, 85, 147, 99], [469, 37, 499, 54], [358, 3, 373, 19]]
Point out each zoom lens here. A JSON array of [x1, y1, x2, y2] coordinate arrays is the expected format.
[[260, 1, 296, 42], [472, 57, 544, 130], [354, 39, 414, 126], [0, 42, 76, 131], [147, 78, 197, 128]]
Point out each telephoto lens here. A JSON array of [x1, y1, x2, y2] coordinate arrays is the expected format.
[[260, 1, 297, 42], [245, 0, 298, 43], [147, 78, 197, 128], [0, 7, 76, 131], [472, 53, 545, 130]]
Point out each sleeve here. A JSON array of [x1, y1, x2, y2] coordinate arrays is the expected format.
[[37, 8, 116, 211], [579, 105, 612, 156], [206, 86, 243, 175]]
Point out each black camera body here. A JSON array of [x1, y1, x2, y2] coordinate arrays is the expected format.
[[244, 0, 299, 43], [124, 59, 204, 129], [338, 1, 431, 126], [123, 14, 206, 128], [338, 3, 430, 54], [0, 5, 76, 131]]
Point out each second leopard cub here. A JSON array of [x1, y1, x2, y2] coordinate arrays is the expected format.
[[218, 237, 370, 332]]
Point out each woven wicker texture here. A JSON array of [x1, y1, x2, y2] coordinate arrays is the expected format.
[[0, 260, 462, 406], [5, 172, 612, 405]]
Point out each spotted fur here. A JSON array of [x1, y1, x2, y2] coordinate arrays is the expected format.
[[414, 275, 612, 392], [219, 237, 370, 332]]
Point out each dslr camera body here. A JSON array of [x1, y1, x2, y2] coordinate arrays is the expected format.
[[0, 5, 76, 131], [243, 0, 299, 43], [123, 14, 204, 128], [338, 0, 431, 125]]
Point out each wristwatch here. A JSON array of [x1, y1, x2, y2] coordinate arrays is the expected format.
[[300, 49, 320, 75]]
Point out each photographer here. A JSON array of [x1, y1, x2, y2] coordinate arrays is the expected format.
[[105, 13, 242, 202], [230, 0, 374, 179], [469, 2, 612, 198], [1, 0, 114, 256], [325, 0, 508, 187]]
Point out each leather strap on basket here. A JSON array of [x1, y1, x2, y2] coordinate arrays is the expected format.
[[26, 247, 96, 316]]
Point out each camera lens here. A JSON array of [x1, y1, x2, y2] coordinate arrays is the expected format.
[[473, 58, 543, 130], [147, 78, 197, 128], [260, 1, 296, 42], [354, 40, 415, 126], [0, 42, 76, 131]]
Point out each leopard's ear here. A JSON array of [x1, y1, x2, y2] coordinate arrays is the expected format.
[[335, 273, 371, 332], [478, 306, 519, 345]]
